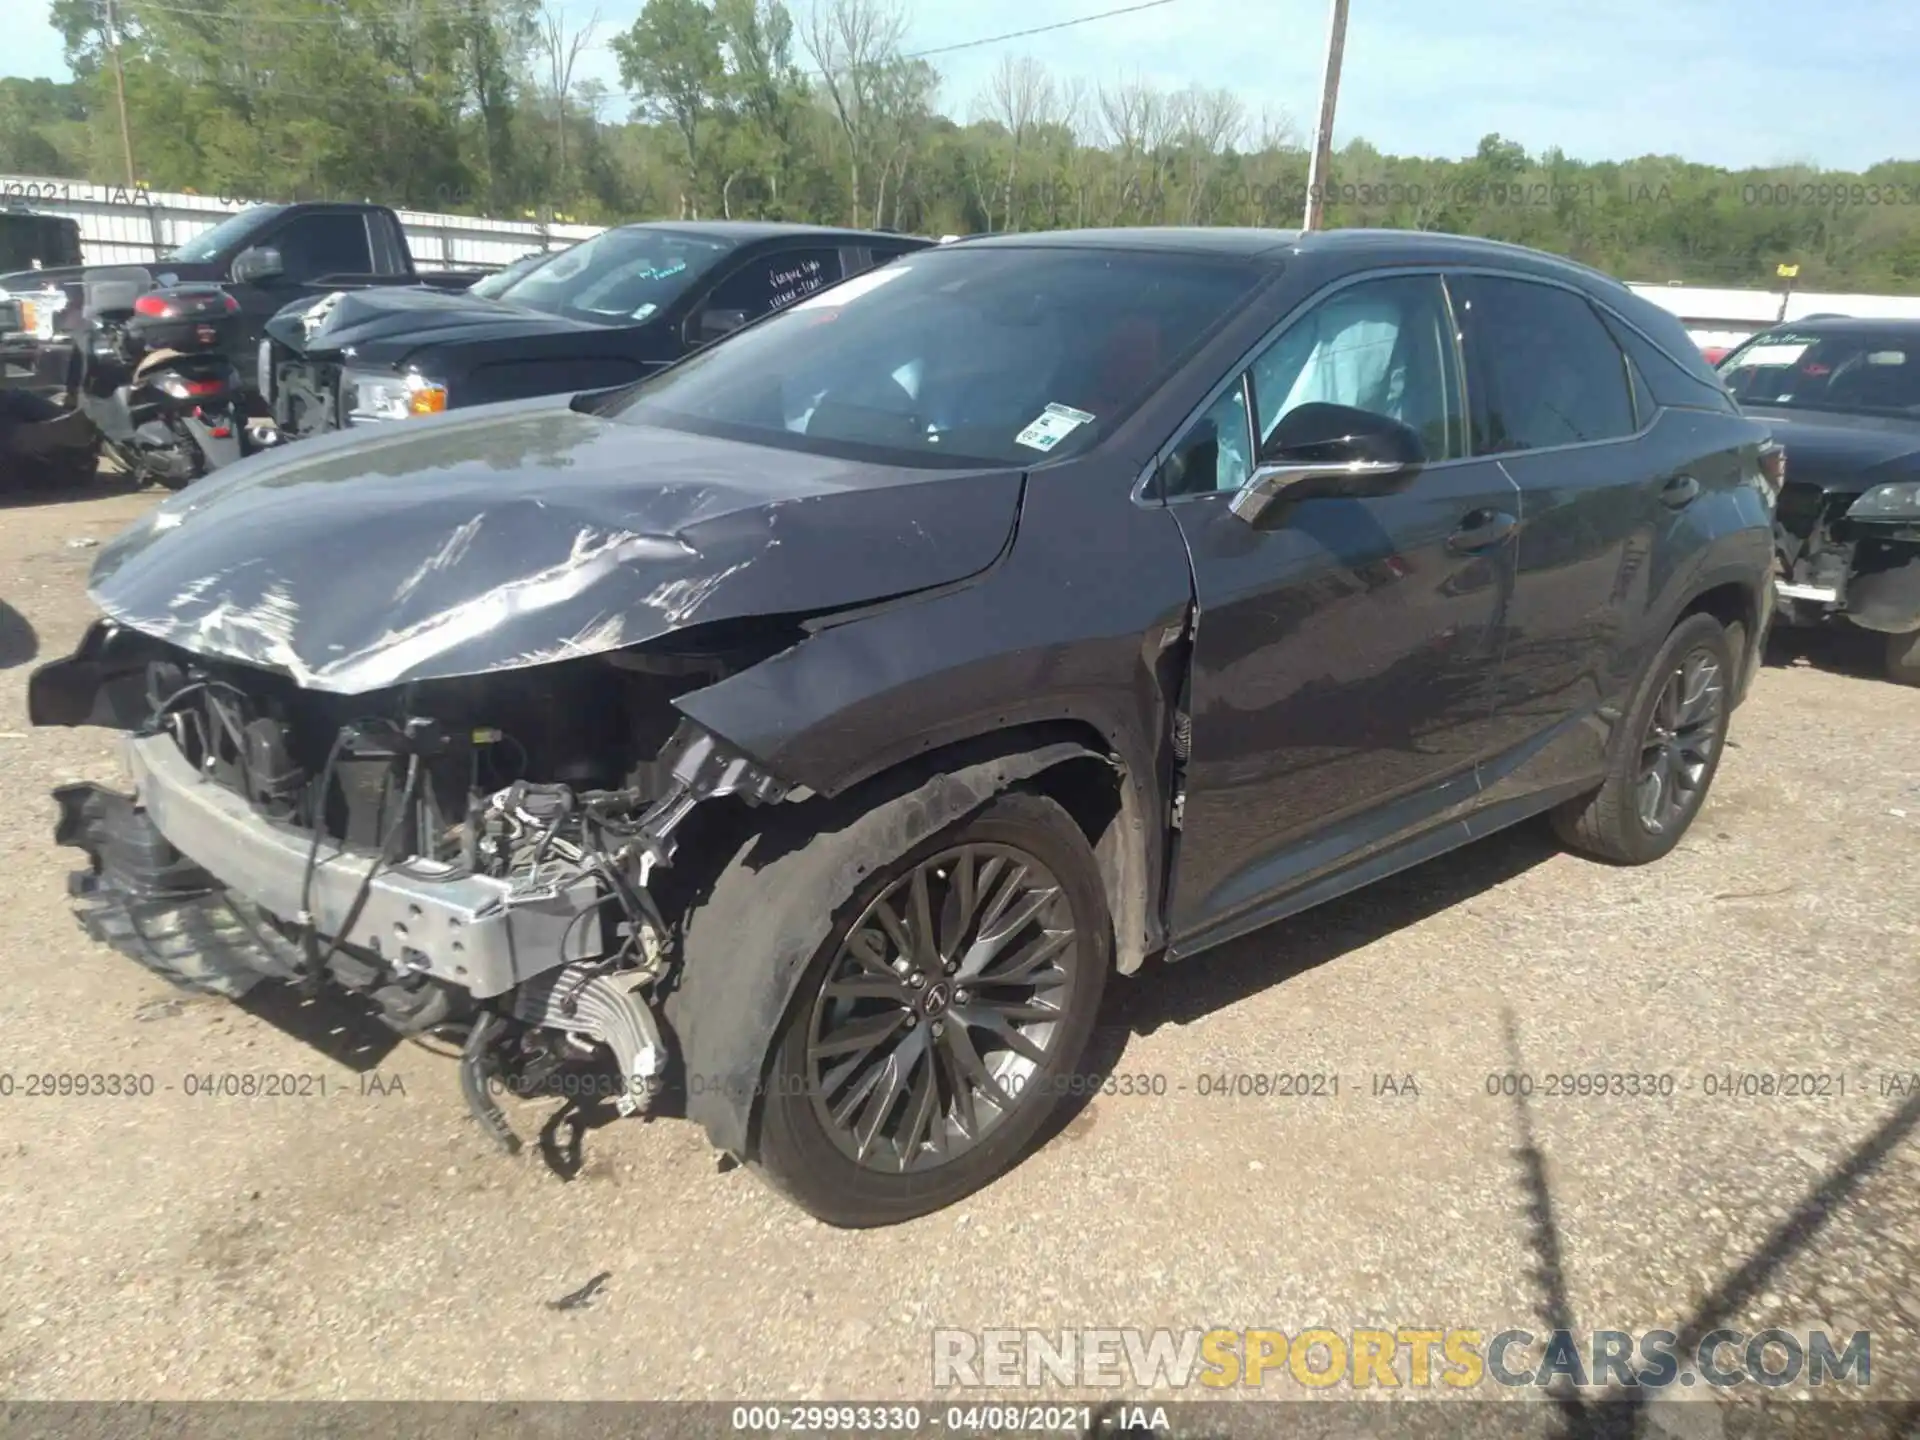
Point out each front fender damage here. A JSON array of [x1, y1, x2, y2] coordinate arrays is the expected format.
[[36, 523, 1115, 1163], [662, 739, 1103, 1159]]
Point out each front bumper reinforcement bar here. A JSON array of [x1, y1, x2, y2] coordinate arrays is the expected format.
[[116, 731, 599, 998]]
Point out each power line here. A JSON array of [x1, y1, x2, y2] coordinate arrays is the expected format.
[[582, 0, 1184, 72], [899, 0, 1180, 63]]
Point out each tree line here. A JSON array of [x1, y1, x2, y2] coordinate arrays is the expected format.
[[3, 0, 1919, 292]]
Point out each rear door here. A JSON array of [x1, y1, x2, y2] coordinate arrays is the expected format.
[[1448, 273, 1667, 807], [1163, 270, 1523, 953]]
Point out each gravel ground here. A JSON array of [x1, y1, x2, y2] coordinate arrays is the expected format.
[[0, 474, 1915, 1423]]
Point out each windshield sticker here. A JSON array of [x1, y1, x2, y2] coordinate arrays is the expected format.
[[1867, 350, 1908, 366], [794, 266, 908, 311], [1015, 402, 1096, 453], [1738, 342, 1810, 367], [631, 302, 659, 321]]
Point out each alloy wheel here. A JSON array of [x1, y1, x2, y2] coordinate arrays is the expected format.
[[1636, 645, 1724, 834], [804, 842, 1080, 1174]]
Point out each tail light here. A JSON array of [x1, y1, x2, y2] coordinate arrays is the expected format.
[[132, 291, 241, 319], [158, 374, 229, 400]]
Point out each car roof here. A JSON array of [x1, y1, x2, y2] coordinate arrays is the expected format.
[[952, 227, 1302, 258], [614, 220, 931, 246], [1753, 316, 1920, 337], [946, 225, 1626, 284]]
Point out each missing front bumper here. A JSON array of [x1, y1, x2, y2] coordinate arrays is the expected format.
[[104, 732, 602, 998]]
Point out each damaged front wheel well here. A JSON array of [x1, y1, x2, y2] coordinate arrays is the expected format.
[[662, 724, 1148, 1159], [808, 721, 1150, 978]]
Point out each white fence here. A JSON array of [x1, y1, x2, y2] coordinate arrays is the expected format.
[[9, 175, 1920, 353], [1624, 282, 1920, 352], [0, 175, 606, 269]]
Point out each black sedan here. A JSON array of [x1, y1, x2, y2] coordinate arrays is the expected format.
[[1717, 317, 1920, 683], [261, 220, 930, 439], [34, 227, 1775, 1225]]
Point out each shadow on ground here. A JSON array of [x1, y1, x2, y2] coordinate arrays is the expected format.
[[1028, 818, 1559, 1155], [0, 599, 37, 670], [1498, 1005, 1920, 1438], [1764, 623, 1895, 684], [0, 460, 143, 512]]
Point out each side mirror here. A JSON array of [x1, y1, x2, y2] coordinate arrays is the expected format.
[[698, 306, 750, 343], [231, 246, 285, 285], [1230, 402, 1425, 524]]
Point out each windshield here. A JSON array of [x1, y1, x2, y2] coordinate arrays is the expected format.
[[166, 206, 285, 263], [602, 246, 1267, 467], [497, 227, 731, 324], [1718, 328, 1920, 416], [469, 251, 550, 298]]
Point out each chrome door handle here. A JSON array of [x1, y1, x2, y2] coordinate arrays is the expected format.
[[1660, 474, 1701, 509], [1446, 509, 1518, 553]]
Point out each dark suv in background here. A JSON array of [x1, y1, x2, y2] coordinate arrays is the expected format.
[[1718, 317, 1920, 683], [37, 228, 1775, 1225], [261, 221, 931, 440]]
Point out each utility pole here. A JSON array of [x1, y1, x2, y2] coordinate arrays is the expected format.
[[1301, 0, 1351, 231], [105, 0, 137, 188]]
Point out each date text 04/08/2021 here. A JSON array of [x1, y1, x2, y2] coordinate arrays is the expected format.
[[728, 1404, 1170, 1434], [0, 1072, 406, 1099]]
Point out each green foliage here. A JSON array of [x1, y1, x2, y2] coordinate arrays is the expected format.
[[7, 4, 1920, 293]]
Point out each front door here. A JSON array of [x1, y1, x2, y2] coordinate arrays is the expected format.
[[1163, 271, 1521, 950]]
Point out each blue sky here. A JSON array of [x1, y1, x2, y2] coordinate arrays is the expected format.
[[10, 0, 1920, 171]]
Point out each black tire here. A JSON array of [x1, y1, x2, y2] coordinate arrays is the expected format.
[[755, 791, 1110, 1227], [1552, 611, 1734, 865], [1886, 630, 1920, 687]]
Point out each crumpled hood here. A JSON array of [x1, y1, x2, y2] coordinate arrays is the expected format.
[[1748, 406, 1920, 494], [267, 285, 611, 363], [87, 397, 1022, 694]]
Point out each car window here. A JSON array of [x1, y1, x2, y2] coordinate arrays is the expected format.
[[1455, 275, 1636, 452], [167, 206, 286, 264], [1158, 380, 1254, 497], [1625, 354, 1656, 426], [1717, 329, 1920, 415], [693, 247, 845, 339], [602, 246, 1265, 469], [271, 213, 373, 281], [1248, 274, 1464, 464], [1597, 306, 1735, 414], [499, 227, 733, 325]]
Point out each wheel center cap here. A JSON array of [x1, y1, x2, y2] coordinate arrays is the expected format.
[[920, 980, 953, 1016]]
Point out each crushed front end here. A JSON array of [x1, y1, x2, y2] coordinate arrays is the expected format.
[[1773, 477, 1920, 635], [32, 618, 793, 1152]]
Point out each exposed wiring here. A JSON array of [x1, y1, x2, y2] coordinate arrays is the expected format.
[[302, 749, 422, 985]]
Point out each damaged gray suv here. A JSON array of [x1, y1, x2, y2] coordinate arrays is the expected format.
[[33, 228, 1776, 1226]]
